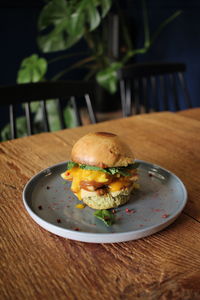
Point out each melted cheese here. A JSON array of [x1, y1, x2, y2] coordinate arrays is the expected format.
[[75, 203, 85, 209], [61, 166, 137, 200], [61, 167, 110, 199], [109, 181, 126, 192], [108, 178, 131, 192]]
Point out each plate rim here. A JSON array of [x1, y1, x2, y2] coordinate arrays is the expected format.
[[22, 159, 187, 243]]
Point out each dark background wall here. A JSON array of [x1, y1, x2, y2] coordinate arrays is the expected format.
[[130, 0, 200, 108], [0, 0, 199, 108]]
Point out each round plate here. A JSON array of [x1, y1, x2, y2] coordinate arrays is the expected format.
[[23, 160, 187, 243]]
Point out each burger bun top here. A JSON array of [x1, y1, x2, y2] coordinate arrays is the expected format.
[[71, 132, 134, 168]]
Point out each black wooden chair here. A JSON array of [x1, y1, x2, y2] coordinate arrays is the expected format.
[[0, 80, 97, 140], [118, 62, 192, 117]]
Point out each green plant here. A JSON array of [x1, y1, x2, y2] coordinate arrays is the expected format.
[[1, 0, 182, 141], [17, 0, 181, 93]]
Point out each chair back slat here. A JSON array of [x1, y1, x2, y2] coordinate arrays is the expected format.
[[150, 76, 159, 112], [159, 75, 169, 111], [84, 94, 97, 124], [9, 105, 17, 139], [125, 80, 132, 116], [70, 96, 82, 126], [133, 79, 140, 115], [177, 72, 192, 109], [41, 100, 50, 132], [119, 79, 126, 117], [169, 74, 179, 111], [142, 77, 148, 113], [24, 102, 33, 135], [57, 99, 66, 129]]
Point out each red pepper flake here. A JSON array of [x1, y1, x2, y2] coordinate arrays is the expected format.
[[125, 208, 136, 214], [38, 205, 43, 210], [57, 219, 61, 223], [153, 208, 162, 212], [153, 193, 159, 197], [74, 227, 80, 231], [162, 214, 169, 218], [46, 186, 50, 190]]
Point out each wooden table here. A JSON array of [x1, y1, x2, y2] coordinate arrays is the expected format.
[[177, 107, 200, 121], [1, 109, 200, 300]]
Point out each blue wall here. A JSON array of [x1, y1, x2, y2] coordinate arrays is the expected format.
[[129, 0, 200, 107], [0, 2, 41, 85]]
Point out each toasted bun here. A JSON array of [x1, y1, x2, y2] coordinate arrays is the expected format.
[[71, 132, 134, 168]]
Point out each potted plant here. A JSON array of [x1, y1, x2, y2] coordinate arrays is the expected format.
[[1, 0, 181, 140], [18, 0, 181, 90]]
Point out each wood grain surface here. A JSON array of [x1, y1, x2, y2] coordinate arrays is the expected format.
[[177, 107, 200, 121], [1, 110, 200, 300]]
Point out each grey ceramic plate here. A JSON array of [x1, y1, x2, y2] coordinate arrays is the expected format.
[[23, 160, 187, 243]]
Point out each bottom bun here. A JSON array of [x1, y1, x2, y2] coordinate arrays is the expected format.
[[82, 187, 135, 210]]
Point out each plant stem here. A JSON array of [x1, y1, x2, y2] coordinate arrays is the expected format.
[[48, 51, 90, 64], [51, 56, 96, 80], [142, 0, 150, 48], [121, 9, 181, 65], [116, 0, 133, 51], [150, 10, 182, 46], [84, 68, 97, 81], [122, 47, 149, 65], [84, 27, 96, 51]]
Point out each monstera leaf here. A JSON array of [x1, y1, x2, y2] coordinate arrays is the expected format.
[[17, 54, 48, 113], [38, 0, 112, 52], [17, 54, 47, 84], [96, 62, 123, 94]]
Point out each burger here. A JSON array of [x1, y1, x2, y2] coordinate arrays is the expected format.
[[61, 132, 139, 210]]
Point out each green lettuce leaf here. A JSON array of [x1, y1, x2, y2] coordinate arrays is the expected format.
[[94, 209, 115, 226], [106, 162, 140, 176], [66, 161, 140, 175], [109, 168, 130, 176], [125, 162, 140, 169], [79, 164, 110, 173], [112, 162, 140, 176], [67, 161, 140, 175], [66, 161, 78, 170]]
